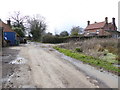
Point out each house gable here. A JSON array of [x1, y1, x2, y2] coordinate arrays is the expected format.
[[84, 17, 117, 36]]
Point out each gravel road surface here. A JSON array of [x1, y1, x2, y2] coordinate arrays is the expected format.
[[1, 42, 119, 88]]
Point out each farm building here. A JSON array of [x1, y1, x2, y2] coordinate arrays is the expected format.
[[0, 19, 19, 46], [84, 17, 120, 37]]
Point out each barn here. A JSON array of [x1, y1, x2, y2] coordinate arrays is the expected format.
[[0, 19, 19, 46]]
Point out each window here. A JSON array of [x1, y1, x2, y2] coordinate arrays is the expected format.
[[96, 30, 99, 34]]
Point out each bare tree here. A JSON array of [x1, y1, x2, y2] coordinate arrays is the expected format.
[[10, 11, 28, 25], [27, 14, 47, 41], [9, 11, 29, 37], [70, 26, 83, 36]]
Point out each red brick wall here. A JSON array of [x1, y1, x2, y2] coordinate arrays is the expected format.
[[85, 29, 111, 36]]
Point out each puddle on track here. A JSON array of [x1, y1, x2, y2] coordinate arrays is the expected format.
[[9, 56, 27, 64], [114, 64, 120, 68]]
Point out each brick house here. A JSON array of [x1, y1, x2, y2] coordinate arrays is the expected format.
[[84, 17, 118, 36]]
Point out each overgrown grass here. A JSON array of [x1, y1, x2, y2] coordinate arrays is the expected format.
[[100, 52, 118, 64], [53, 46, 120, 74], [59, 38, 119, 64]]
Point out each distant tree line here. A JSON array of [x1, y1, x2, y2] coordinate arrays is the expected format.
[[9, 11, 84, 43]]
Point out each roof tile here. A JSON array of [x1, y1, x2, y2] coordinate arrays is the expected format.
[[0, 21, 14, 32], [85, 21, 106, 30]]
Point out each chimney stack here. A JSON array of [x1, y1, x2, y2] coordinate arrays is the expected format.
[[87, 21, 90, 26], [7, 19, 11, 26], [112, 17, 115, 25], [105, 17, 108, 24], [94, 21, 97, 23], [112, 17, 116, 30]]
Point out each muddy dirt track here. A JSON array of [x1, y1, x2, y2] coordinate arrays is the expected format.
[[1, 42, 119, 88]]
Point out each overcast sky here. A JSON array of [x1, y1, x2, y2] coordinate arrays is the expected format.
[[0, 0, 119, 34]]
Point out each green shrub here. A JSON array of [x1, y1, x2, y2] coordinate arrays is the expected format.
[[42, 35, 67, 44], [75, 48, 83, 52]]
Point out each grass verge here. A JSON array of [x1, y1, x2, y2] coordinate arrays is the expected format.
[[53, 46, 120, 75]]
